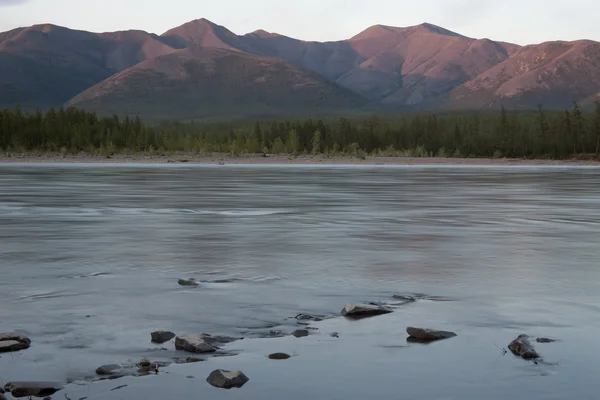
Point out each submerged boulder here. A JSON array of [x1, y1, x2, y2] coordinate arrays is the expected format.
[[392, 295, 418, 302], [291, 329, 310, 338], [178, 278, 199, 287], [268, 352, 291, 360], [199, 334, 241, 346], [0, 333, 31, 353], [509, 335, 540, 359], [4, 382, 62, 398], [536, 337, 557, 343], [151, 331, 176, 344], [406, 327, 457, 342], [294, 314, 323, 322], [341, 304, 393, 319], [96, 364, 123, 376], [206, 369, 249, 389]]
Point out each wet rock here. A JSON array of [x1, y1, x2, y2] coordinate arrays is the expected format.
[[206, 369, 249, 389], [0, 387, 4, 394], [268, 353, 291, 360], [199, 334, 241, 346], [151, 331, 176, 344], [137, 362, 165, 376], [509, 335, 540, 359], [4, 382, 62, 398], [536, 337, 557, 343], [178, 278, 199, 287], [392, 295, 418, 302], [0, 333, 31, 353], [175, 335, 218, 353], [406, 327, 457, 342], [186, 357, 203, 363], [291, 329, 310, 338], [294, 313, 323, 322], [96, 364, 123, 376], [330, 332, 340, 338], [0, 394, 6, 400], [341, 304, 393, 319]]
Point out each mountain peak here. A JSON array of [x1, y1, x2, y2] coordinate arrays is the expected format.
[[160, 17, 239, 49], [351, 22, 465, 41], [247, 29, 280, 38], [417, 22, 464, 37]]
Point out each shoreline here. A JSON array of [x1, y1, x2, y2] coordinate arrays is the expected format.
[[1, 152, 600, 166]]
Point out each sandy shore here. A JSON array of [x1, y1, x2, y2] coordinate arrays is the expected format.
[[1, 152, 599, 165]]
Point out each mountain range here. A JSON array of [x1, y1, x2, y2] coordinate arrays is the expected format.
[[1, 19, 599, 120]]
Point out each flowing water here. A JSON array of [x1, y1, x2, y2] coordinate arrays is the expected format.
[[1, 163, 600, 399]]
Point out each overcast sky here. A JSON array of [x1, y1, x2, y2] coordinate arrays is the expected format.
[[0, 0, 598, 45]]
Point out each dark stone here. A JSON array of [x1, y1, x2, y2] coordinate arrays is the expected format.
[[186, 357, 203, 363], [341, 304, 393, 319], [291, 330, 309, 338], [294, 314, 323, 322], [175, 335, 218, 353], [509, 335, 540, 359], [178, 278, 199, 287], [536, 337, 557, 343], [4, 382, 62, 398], [206, 369, 249, 389], [0, 387, 4, 394], [0, 394, 5, 400], [199, 334, 241, 346], [95, 364, 122, 375], [330, 332, 340, 338], [151, 331, 176, 344], [0, 333, 31, 353], [392, 295, 418, 302], [268, 353, 291, 360], [406, 327, 457, 342]]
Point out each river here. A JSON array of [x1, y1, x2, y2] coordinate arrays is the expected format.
[[1, 163, 600, 399]]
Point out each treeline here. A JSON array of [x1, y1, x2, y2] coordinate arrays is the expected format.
[[1, 102, 600, 158]]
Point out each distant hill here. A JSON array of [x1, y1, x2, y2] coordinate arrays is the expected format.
[[1, 18, 600, 118], [0, 24, 175, 109], [67, 46, 369, 120]]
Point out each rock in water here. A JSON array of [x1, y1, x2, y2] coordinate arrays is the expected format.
[[151, 331, 176, 344], [341, 304, 393, 319], [291, 329, 310, 338], [406, 327, 457, 342], [268, 353, 291, 360], [4, 382, 62, 398], [508, 335, 540, 359], [95, 364, 123, 376], [0, 393, 6, 400], [199, 334, 240, 346], [178, 278, 199, 287], [392, 295, 418, 302], [294, 314, 323, 322], [206, 369, 249, 389], [536, 337, 557, 343], [0, 333, 31, 353], [175, 335, 218, 353]]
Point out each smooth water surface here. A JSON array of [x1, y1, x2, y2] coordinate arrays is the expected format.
[[1, 164, 600, 399]]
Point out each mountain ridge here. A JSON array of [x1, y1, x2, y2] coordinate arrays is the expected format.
[[1, 18, 599, 118]]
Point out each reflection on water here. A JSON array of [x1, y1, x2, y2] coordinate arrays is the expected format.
[[1, 164, 600, 398]]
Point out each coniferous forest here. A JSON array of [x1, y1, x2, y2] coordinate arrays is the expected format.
[[1, 102, 600, 159]]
